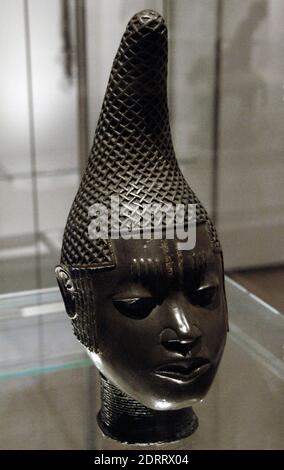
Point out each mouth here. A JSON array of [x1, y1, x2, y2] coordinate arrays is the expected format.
[[153, 358, 211, 383]]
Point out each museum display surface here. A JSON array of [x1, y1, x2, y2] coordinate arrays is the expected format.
[[55, 10, 228, 443]]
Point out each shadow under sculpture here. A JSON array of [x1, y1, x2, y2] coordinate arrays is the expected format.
[[56, 10, 228, 444]]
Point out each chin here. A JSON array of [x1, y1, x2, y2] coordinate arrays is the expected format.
[[89, 352, 216, 411], [126, 376, 213, 411], [145, 396, 202, 411]]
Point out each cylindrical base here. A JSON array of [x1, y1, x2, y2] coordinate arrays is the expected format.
[[97, 375, 198, 444]]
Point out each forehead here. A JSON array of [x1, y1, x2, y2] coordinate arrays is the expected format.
[[112, 223, 213, 267], [70, 224, 221, 291]]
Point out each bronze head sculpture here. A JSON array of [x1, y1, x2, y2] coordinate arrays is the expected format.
[[56, 10, 228, 444]]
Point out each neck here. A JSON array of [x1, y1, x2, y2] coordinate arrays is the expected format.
[[97, 375, 198, 444]]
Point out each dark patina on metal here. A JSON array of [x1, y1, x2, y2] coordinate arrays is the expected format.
[[56, 10, 228, 444]]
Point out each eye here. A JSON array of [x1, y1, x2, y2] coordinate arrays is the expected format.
[[112, 297, 157, 319], [191, 284, 219, 309]]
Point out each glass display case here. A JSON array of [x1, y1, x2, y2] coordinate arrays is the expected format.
[[0, 277, 282, 450], [0, 0, 283, 454]]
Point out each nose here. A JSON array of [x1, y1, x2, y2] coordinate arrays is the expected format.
[[160, 294, 202, 357], [161, 332, 201, 357]]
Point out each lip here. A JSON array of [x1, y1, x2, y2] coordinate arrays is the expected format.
[[153, 358, 211, 383]]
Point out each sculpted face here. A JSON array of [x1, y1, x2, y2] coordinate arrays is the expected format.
[[56, 224, 227, 410]]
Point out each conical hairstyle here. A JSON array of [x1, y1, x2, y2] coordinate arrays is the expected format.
[[61, 10, 219, 268]]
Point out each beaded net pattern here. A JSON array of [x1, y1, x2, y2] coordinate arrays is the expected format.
[[98, 375, 198, 443], [60, 10, 220, 268]]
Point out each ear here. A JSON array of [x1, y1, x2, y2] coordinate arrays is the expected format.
[[55, 265, 77, 319]]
